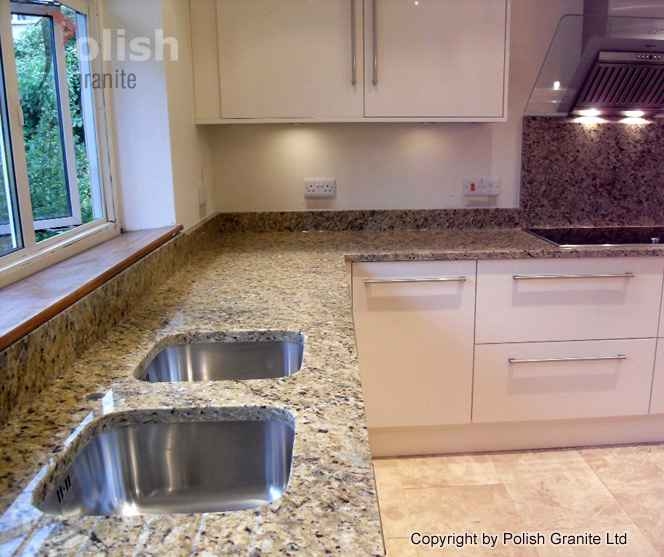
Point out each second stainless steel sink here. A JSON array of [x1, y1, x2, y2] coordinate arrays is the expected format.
[[38, 409, 295, 516], [136, 333, 304, 383]]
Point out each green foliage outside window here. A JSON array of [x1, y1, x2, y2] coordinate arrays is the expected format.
[[0, 14, 92, 235]]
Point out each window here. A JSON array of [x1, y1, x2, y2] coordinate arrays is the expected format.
[[0, 0, 116, 283], [0, 57, 22, 258]]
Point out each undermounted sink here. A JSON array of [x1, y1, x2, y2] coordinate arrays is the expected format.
[[38, 410, 295, 516], [136, 334, 304, 383]]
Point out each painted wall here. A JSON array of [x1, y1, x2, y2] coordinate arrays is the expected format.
[[210, 0, 582, 213], [162, 0, 216, 230], [105, 0, 214, 231], [104, 0, 177, 230]]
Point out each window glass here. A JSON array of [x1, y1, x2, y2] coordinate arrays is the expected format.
[[63, 7, 105, 227], [11, 5, 104, 244]]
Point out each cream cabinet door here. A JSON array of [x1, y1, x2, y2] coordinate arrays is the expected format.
[[364, 0, 509, 120], [352, 261, 476, 428], [191, 0, 221, 121], [476, 258, 664, 344], [217, 0, 363, 119], [474, 339, 656, 423]]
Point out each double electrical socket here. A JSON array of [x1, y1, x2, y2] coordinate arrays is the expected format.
[[304, 178, 337, 199], [463, 177, 501, 197]]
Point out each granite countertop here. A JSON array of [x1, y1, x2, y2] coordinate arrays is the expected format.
[[338, 227, 664, 261], [2, 228, 664, 556]]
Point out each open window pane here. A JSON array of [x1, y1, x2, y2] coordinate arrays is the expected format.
[[12, 12, 73, 241], [0, 81, 22, 257], [65, 7, 105, 226], [11, 4, 104, 243]]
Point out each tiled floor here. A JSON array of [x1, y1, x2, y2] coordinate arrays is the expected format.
[[374, 444, 664, 556]]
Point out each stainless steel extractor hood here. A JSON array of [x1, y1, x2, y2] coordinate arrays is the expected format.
[[526, 0, 664, 118]]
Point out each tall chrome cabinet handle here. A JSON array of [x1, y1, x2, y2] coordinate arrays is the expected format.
[[372, 0, 378, 85], [350, 0, 357, 85]]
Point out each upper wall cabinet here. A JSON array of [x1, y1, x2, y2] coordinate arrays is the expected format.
[[219, 0, 363, 119], [190, 0, 510, 123], [364, 0, 509, 119]]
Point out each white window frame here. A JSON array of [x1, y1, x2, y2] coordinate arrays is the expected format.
[[13, 2, 83, 230], [0, 60, 21, 250], [0, 0, 119, 287]]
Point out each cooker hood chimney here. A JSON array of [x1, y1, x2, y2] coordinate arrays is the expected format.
[[526, 0, 664, 118]]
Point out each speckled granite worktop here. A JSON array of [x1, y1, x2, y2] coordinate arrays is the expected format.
[[3, 228, 664, 556], [337, 227, 664, 260]]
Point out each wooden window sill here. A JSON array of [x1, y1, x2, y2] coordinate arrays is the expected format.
[[0, 226, 182, 351]]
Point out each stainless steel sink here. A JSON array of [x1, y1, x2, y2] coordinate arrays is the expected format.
[[136, 334, 304, 383], [38, 411, 295, 516]]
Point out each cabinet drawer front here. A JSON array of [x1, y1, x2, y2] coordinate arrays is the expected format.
[[473, 339, 656, 423], [352, 261, 476, 428], [476, 258, 663, 343]]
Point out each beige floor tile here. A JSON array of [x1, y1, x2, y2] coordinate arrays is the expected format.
[[379, 483, 523, 538], [581, 445, 664, 486], [375, 447, 664, 557], [635, 443, 664, 473], [610, 489, 664, 554], [581, 444, 664, 553], [374, 455, 499, 490], [491, 450, 591, 484], [386, 535, 538, 556], [375, 484, 410, 539], [491, 450, 633, 531], [385, 538, 419, 557], [535, 525, 658, 557]]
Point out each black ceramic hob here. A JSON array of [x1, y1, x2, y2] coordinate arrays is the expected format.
[[528, 227, 664, 248]]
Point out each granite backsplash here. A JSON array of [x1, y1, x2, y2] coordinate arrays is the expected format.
[[215, 208, 521, 232], [521, 116, 664, 227]]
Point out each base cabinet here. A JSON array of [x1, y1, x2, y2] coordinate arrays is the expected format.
[[473, 339, 656, 423], [352, 261, 476, 428], [352, 257, 664, 455], [476, 258, 663, 343]]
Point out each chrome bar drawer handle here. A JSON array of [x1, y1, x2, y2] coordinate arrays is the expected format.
[[508, 355, 627, 365], [350, 0, 357, 85], [513, 273, 635, 281], [364, 276, 467, 285]]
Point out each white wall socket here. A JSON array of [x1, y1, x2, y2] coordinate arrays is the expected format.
[[463, 177, 500, 197], [304, 178, 337, 199]]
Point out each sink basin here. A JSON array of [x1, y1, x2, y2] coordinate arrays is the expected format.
[[38, 410, 295, 516], [136, 334, 304, 383]]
